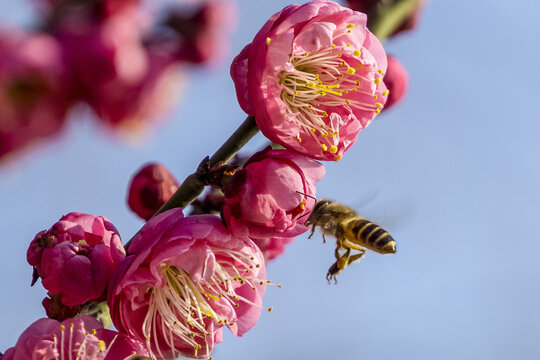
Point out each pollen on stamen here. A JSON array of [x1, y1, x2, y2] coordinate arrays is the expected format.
[[334, 155, 342, 161], [346, 43, 351, 47], [374, 77, 382, 84], [311, 128, 316, 132], [375, 102, 383, 107], [304, 52, 309, 56], [331, 44, 337, 48], [346, 67, 355, 75], [345, 100, 351, 105], [299, 199, 306, 210], [374, 94, 378, 100], [378, 69, 385, 75], [296, 135, 302, 143], [321, 144, 328, 151], [353, 49, 361, 57], [347, 24, 355, 29], [330, 146, 338, 154], [98, 340, 106, 352], [337, 53, 342, 57], [374, 108, 381, 114], [266, 37, 271, 45], [268, 307, 274, 312], [383, 89, 390, 96]]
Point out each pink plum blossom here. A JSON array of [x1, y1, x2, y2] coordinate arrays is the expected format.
[[0, 29, 70, 161], [27, 212, 126, 307], [222, 147, 325, 238], [108, 210, 268, 359], [251, 236, 295, 262], [2, 316, 148, 360], [230, 0, 388, 161], [127, 162, 180, 220], [382, 55, 409, 110]]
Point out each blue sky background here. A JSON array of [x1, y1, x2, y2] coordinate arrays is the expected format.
[[1, 0, 540, 359]]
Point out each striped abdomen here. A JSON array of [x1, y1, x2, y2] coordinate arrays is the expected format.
[[343, 217, 396, 254]]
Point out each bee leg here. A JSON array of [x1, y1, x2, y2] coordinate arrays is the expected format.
[[327, 248, 351, 284], [346, 249, 366, 266], [308, 224, 317, 239]]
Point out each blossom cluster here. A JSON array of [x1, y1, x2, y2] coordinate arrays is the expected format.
[[0, 0, 236, 162], [2, 0, 419, 358]]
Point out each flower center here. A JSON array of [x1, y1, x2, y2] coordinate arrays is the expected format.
[[275, 24, 388, 159], [144, 249, 271, 359]]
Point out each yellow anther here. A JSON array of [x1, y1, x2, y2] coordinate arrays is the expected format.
[[294, 91, 299, 95], [322, 131, 328, 137], [346, 43, 351, 47], [60, 325, 65, 331], [329, 50, 333, 55], [347, 29, 352, 33], [378, 69, 384, 74], [297, 136, 302, 143], [357, 63, 364, 69], [308, 104, 313, 109], [300, 199, 306, 210], [98, 340, 106, 352], [347, 67, 355, 75], [266, 37, 271, 45], [374, 108, 381, 114], [320, 91, 326, 96], [373, 94, 378, 100], [311, 128, 316, 132], [315, 74, 320, 79], [374, 77, 382, 84], [347, 24, 355, 28], [305, 52, 309, 56], [92, 329, 97, 335], [355, 80, 361, 86], [321, 144, 328, 151], [345, 99, 351, 105], [334, 155, 342, 161], [330, 131, 338, 137], [375, 102, 383, 107], [331, 44, 337, 48], [256, 264, 261, 268], [383, 89, 390, 96], [268, 307, 274, 312], [343, 90, 348, 94], [306, 82, 315, 87], [337, 53, 343, 57], [322, 111, 328, 117], [353, 49, 361, 57], [352, 88, 357, 91], [330, 145, 338, 154]]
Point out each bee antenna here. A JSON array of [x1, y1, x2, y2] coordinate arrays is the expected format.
[[295, 191, 317, 201], [297, 212, 311, 221]]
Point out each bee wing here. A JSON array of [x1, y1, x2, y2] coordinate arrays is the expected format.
[[354, 196, 415, 232]]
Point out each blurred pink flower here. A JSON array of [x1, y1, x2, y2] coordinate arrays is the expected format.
[[108, 210, 268, 359], [27, 212, 126, 307], [222, 147, 325, 238], [251, 236, 295, 262], [127, 162, 180, 220], [382, 55, 409, 110], [55, 6, 179, 131], [231, 0, 388, 161], [0, 29, 70, 161], [165, 0, 237, 65], [2, 316, 148, 360]]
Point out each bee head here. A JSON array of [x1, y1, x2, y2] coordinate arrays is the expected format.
[[304, 199, 332, 226]]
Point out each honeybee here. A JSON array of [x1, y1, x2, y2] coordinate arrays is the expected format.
[[304, 199, 396, 283]]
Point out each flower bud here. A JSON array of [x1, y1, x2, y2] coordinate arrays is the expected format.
[[222, 147, 325, 238], [27, 212, 126, 307], [383, 55, 409, 110], [127, 162, 179, 220]]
